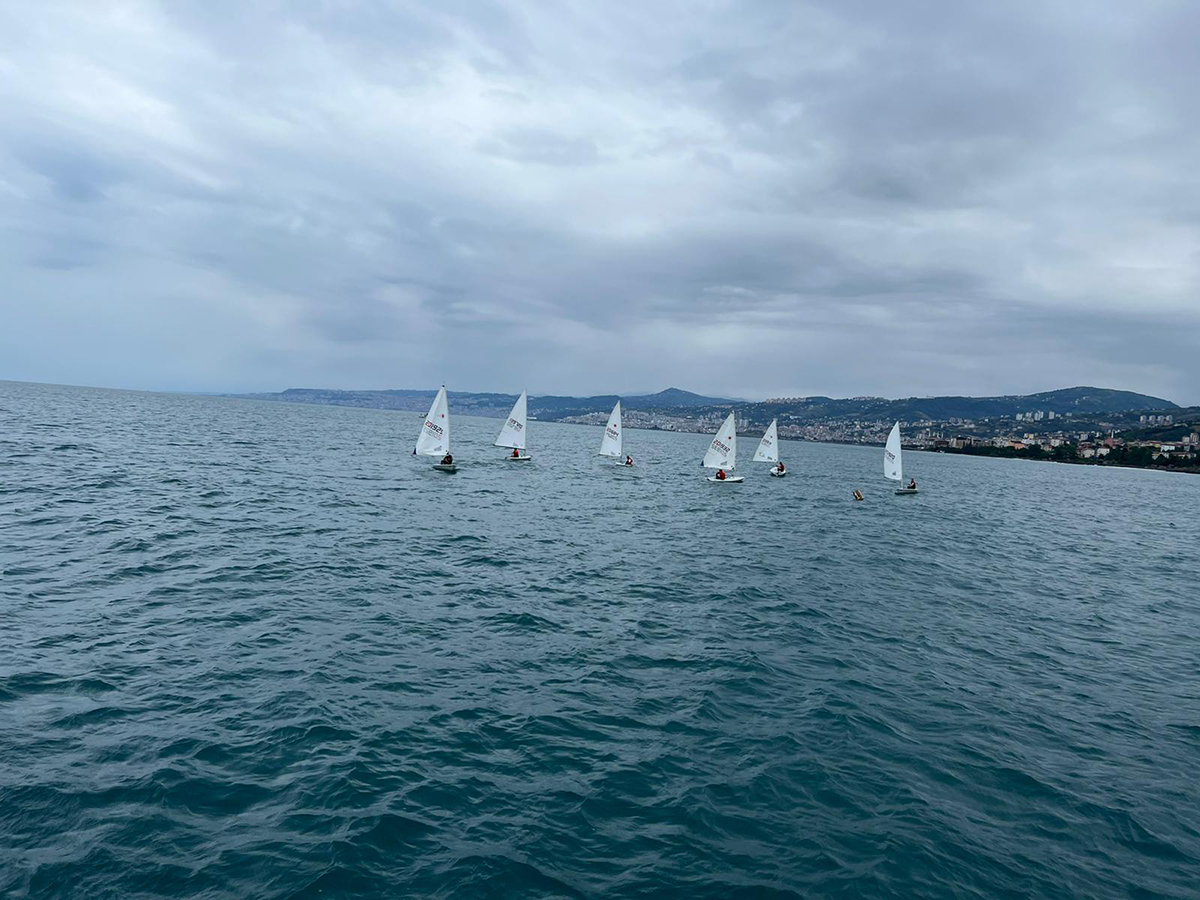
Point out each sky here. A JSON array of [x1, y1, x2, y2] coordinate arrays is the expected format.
[[2, 1, 1198, 404]]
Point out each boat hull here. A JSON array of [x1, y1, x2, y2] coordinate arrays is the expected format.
[[505, 455, 532, 462], [707, 476, 744, 483], [433, 464, 458, 473], [894, 488, 917, 495], [769, 468, 786, 477]]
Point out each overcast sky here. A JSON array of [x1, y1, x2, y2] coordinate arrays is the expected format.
[[2, 2, 1197, 403]]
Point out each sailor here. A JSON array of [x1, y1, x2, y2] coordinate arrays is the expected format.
[[716, 469, 726, 480], [512, 448, 520, 458], [777, 461, 785, 473], [625, 455, 633, 467], [907, 478, 917, 490], [441, 453, 453, 465]]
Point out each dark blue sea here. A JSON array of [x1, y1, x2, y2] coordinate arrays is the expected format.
[[2, 380, 1198, 899]]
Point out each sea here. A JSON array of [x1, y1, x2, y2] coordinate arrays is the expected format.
[[2, 379, 1197, 900]]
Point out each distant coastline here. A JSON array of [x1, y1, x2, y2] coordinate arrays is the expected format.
[[219, 382, 1199, 474], [935, 442, 1200, 475]]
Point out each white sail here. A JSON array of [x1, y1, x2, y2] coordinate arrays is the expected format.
[[494, 391, 528, 450], [599, 401, 623, 457], [884, 421, 903, 482], [703, 412, 738, 469], [415, 386, 451, 457], [753, 419, 779, 463]]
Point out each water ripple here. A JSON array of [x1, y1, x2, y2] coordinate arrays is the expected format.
[[1, 380, 1198, 899]]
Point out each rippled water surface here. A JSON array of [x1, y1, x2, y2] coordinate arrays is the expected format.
[[2, 380, 1198, 899]]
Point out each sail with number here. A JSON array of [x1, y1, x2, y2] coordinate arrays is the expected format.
[[494, 391, 528, 450], [415, 386, 451, 457], [599, 401, 622, 457], [883, 421, 903, 482], [703, 412, 738, 469], [753, 419, 779, 463]]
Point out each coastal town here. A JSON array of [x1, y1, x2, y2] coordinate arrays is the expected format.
[[231, 384, 1199, 472], [561, 406, 1200, 471]]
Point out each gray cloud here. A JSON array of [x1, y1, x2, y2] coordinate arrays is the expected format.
[[478, 127, 600, 166], [1, 0, 1197, 403]]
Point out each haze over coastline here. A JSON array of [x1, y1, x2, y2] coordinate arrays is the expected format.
[[2, 2, 1199, 403], [222, 383, 1180, 422]]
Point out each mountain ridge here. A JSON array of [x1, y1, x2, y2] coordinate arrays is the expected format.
[[225, 385, 1176, 422]]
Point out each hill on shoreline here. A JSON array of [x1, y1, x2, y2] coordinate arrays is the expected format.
[[224, 385, 1177, 422]]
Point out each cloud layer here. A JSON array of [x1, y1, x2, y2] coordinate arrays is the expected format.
[[2, 1, 1198, 402]]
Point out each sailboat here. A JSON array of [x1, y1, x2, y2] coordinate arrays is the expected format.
[[415, 385, 456, 473], [599, 401, 632, 466], [885, 421, 917, 494], [704, 412, 743, 483], [754, 418, 785, 476], [495, 391, 531, 461]]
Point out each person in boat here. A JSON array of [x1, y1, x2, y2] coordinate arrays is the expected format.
[[776, 461, 785, 473], [907, 478, 917, 490], [625, 455, 633, 467], [512, 448, 520, 458], [716, 468, 726, 480], [440, 453, 453, 465]]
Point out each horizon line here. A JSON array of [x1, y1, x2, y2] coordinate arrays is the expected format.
[[0, 377, 1184, 409]]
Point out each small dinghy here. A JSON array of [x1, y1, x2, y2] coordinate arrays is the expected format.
[[755, 419, 786, 477], [704, 412, 744, 483], [599, 401, 636, 468], [884, 422, 917, 494], [415, 386, 457, 473], [496, 391, 532, 461]]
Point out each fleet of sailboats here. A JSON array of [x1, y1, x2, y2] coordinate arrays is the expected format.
[[412, 390, 920, 495], [703, 412, 744, 483], [495, 390, 531, 461], [754, 418, 785, 476]]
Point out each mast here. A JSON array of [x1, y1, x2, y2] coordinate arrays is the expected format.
[[600, 401, 623, 458]]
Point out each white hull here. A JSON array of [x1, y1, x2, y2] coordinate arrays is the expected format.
[[505, 455, 532, 462], [708, 475, 744, 483], [433, 464, 458, 473], [769, 467, 786, 477]]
